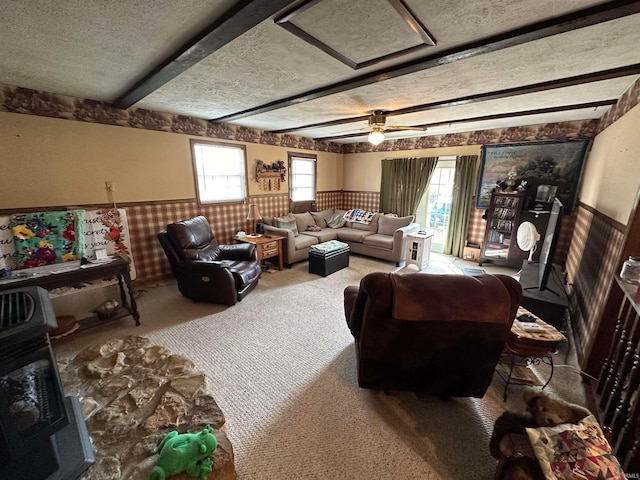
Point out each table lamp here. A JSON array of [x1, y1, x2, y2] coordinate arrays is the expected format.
[[246, 204, 262, 235]]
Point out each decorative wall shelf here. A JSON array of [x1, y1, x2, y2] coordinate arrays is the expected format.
[[257, 172, 283, 191]]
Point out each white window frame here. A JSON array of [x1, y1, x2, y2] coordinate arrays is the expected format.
[[190, 139, 247, 205], [288, 153, 317, 203]]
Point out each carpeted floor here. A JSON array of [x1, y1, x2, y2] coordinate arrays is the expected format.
[[53, 253, 589, 480]]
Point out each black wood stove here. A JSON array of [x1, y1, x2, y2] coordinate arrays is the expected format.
[[0, 287, 93, 480]]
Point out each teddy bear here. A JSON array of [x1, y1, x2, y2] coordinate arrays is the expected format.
[[277, 160, 286, 181], [489, 387, 592, 480]]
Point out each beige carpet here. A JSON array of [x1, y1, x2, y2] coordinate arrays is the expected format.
[[53, 253, 589, 480]]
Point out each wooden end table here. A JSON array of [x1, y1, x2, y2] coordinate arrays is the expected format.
[[234, 234, 284, 271], [498, 306, 566, 401]]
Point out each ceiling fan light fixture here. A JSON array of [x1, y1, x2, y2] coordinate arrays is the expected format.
[[368, 127, 385, 145]]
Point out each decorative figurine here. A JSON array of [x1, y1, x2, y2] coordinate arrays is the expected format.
[[149, 425, 218, 480], [276, 160, 286, 181], [516, 180, 528, 193], [503, 166, 518, 193]]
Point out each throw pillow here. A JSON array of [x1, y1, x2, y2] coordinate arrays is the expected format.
[[311, 209, 334, 228], [275, 215, 298, 237], [292, 212, 316, 234], [325, 212, 346, 229], [334, 209, 351, 227], [378, 215, 413, 236], [526, 414, 625, 480]]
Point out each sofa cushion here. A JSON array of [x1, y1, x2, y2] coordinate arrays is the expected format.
[[336, 228, 374, 243], [326, 212, 346, 229], [300, 229, 339, 243], [262, 216, 274, 226], [275, 215, 298, 237], [293, 212, 316, 234], [350, 212, 379, 231], [378, 215, 413, 236], [362, 233, 393, 249], [311, 208, 334, 228], [294, 233, 318, 250]]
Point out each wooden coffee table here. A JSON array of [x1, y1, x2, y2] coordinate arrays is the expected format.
[[498, 306, 566, 401]]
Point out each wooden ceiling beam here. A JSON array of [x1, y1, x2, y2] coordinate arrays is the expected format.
[[112, 0, 299, 110], [271, 64, 640, 133], [313, 100, 617, 141], [213, 0, 640, 122]]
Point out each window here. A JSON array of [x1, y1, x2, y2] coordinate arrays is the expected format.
[[190, 140, 247, 204], [416, 157, 456, 253], [288, 153, 316, 202]]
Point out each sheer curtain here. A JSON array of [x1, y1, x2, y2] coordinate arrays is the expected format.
[[379, 157, 438, 217], [443, 155, 479, 256]]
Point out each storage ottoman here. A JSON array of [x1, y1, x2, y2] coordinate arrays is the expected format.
[[309, 240, 349, 276]]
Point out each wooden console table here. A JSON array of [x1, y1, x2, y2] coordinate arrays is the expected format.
[[0, 256, 140, 333]]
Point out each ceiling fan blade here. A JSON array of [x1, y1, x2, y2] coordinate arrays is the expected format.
[[385, 125, 428, 131]]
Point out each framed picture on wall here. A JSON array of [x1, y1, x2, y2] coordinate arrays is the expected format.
[[475, 139, 591, 212]]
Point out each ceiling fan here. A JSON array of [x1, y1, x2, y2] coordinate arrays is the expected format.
[[365, 111, 427, 145]]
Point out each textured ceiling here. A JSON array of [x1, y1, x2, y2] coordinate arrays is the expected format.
[[1, 0, 639, 144]]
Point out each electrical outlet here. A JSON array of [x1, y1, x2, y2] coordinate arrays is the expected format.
[[105, 181, 115, 192]]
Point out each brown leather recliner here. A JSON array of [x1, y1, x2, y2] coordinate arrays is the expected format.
[[344, 272, 522, 397], [158, 216, 261, 305]]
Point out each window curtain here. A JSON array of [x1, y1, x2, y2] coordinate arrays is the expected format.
[[443, 155, 479, 257], [379, 157, 438, 217]]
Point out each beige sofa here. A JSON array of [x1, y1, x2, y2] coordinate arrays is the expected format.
[[262, 209, 420, 267]]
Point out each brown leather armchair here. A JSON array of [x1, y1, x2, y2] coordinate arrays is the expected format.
[[158, 216, 261, 305], [344, 272, 522, 397]]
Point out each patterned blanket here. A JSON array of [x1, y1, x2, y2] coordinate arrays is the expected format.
[[10, 210, 84, 269], [1, 208, 135, 280], [343, 208, 377, 225]]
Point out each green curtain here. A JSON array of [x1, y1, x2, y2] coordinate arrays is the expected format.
[[379, 157, 438, 217], [443, 155, 479, 257]]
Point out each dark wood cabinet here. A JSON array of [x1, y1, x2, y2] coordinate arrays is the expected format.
[[479, 192, 525, 268]]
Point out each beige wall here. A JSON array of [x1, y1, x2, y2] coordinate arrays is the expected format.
[[246, 145, 342, 196], [0, 111, 343, 209], [342, 145, 481, 191], [8, 102, 639, 221], [579, 104, 640, 225]]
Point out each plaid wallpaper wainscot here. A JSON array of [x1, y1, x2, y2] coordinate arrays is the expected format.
[[6, 191, 557, 284], [127, 193, 347, 283], [127, 196, 293, 283], [564, 205, 624, 369], [341, 191, 380, 213], [467, 208, 486, 247]]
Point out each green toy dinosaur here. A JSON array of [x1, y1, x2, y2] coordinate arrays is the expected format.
[[149, 425, 218, 480]]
